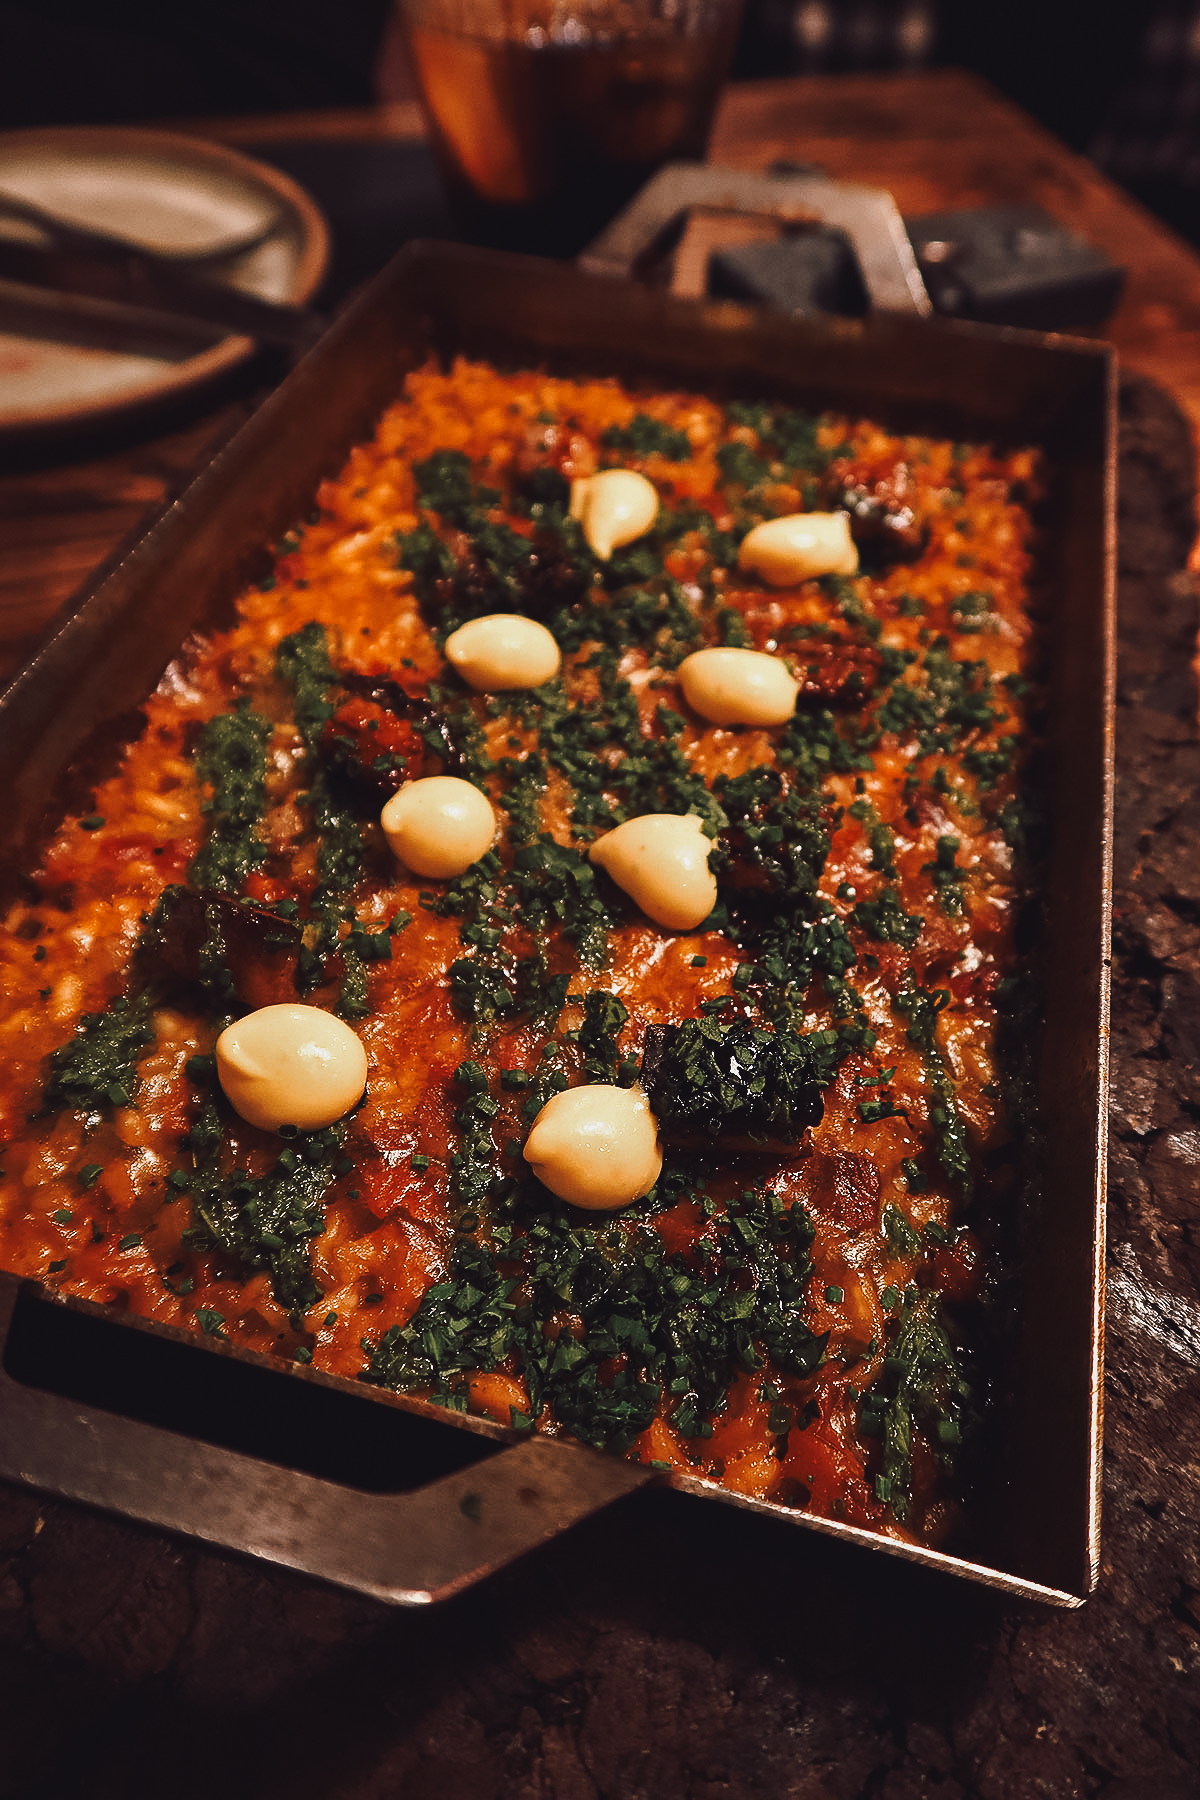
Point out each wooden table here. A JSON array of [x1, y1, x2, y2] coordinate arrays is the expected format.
[[1, 71, 1199, 1799]]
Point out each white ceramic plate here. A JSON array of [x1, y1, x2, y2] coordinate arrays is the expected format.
[[0, 126, 330, 436]]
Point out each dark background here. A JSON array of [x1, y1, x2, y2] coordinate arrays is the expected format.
[[0, 3, 1194, 249]]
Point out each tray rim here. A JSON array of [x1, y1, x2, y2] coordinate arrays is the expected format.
[[0, 240, 1116, 1606]]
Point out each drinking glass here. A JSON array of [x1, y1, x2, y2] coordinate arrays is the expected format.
[[395, 0, 745, 256]]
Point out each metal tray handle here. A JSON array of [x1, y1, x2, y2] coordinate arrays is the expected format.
[[0, 1274, 653, 1603]]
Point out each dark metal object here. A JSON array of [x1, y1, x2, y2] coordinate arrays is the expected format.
[[708, 228, 868, 316], [699, 203, 1122, 334], [577, 162, 931, 315], [0, 236, 325, 351], [0, 242, 1113, 1607], [905, 205, 1126, 331]]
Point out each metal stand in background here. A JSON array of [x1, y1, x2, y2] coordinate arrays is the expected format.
[[578, 162, 932, 316]]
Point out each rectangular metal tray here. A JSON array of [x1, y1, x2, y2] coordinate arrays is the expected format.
[[0, 242, 1115, 1606]]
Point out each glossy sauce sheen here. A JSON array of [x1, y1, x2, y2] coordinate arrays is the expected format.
[[0, 363, 1040, 1547]]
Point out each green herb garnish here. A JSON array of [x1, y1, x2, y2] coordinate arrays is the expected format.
[[601, 414, 692, 461], [857, 1286, 972, 1519], [188, 701, 272, 894], [44, 994, 156, 1116], [641, 1017, 833, 1144]]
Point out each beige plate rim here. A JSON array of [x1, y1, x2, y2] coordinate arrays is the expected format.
[[0, 124, 331, 437]]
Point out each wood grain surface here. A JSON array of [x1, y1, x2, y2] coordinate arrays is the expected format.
[[0, 401, 257, 671]]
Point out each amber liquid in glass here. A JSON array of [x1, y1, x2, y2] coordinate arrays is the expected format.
[[407, 19, 740, 256]]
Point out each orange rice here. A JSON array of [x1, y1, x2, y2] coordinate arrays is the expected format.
[[0, 359, 1040, 1546]]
